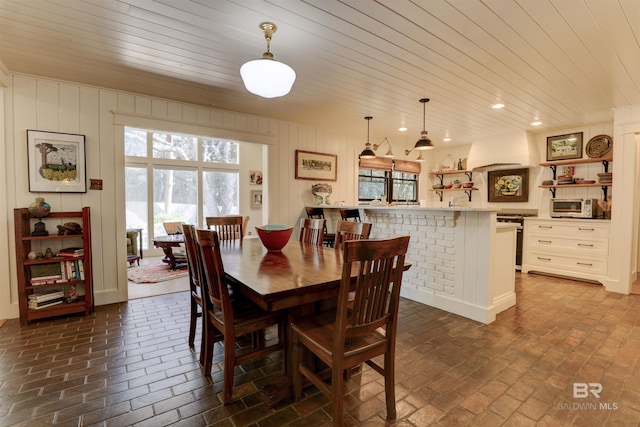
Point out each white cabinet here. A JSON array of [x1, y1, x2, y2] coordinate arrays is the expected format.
[[522, 218, 609, 283]]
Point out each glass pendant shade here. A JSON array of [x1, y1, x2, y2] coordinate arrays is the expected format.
[[240, 57, 296, 98], [240, 22, 296, 98]]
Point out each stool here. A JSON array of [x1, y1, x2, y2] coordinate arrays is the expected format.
[[127, 254, 140, 266]]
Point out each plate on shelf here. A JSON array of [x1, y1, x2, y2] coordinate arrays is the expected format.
[[586, 134, 613, 158], [441, 155, 455, 170]]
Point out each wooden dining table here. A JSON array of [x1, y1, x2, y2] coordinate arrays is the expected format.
[[219, 237, 410, 406], [219, 237, 350, 405]]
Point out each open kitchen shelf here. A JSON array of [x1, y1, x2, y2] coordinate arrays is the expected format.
[[429, 170, 475, 202], [538, 157, 612, 200]]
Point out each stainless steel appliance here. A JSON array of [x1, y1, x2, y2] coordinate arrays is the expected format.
[[496, 210, 538, 270], [550, 198, 600, 218]]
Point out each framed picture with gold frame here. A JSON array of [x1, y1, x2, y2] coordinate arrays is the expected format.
[[295, 150, 338, 181], [488, 168, 529, 203]]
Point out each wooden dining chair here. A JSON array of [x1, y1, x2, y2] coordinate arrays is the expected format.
[[299, 218, 326, 246], [305, 207, 335, 247], [181, 224, 206, 364], [339, 208, 361, 222], [333, 220, 372, 250], [205, 216, 243, 240], [291, 235, 410, 426], [195, 229, 286, 404]]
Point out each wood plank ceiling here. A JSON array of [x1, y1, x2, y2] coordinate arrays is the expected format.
[[0, 0, 638, 149]]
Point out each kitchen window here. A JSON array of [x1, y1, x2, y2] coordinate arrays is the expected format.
[[358, 158, 420, 203]]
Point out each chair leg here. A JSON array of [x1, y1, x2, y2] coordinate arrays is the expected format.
[[188, 298, 197, 348], [198, 308, 206, 366], [292, 334, 302, 400], [331, 367, 344, 427], [201, 318, 215, 375], [222, 333, 236, 404], [384, 352, 396, 420]]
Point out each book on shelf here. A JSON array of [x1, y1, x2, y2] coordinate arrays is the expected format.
[[29, 298, 65, 309], [30, 275, 63, 285], [29, 290, 64, 302], [57, 247, 84, 257], [60, 260, 84, 281]]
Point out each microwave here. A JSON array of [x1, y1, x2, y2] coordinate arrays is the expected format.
[[550, 198, 600, 218]]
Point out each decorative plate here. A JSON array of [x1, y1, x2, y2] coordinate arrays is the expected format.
[[585, 134, 613, 158], [441, 155, 455, 170]]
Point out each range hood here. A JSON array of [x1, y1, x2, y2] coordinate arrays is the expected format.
[[466, 130, 539, 172]]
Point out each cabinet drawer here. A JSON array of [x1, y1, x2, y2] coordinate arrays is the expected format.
[[525, 220, 609, 238], [526, 251, 607, 275], [526, 234, 609, 256]]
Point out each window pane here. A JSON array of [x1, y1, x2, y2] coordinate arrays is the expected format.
[[203, 171, 239, 216], [392, 171, 418, 202], [125, 166, 148, 249], [152, 133, 197, 160], [124, 128, 147, 157], [203, 139, 239, 164], [153, 168, 197, 235], [358, 177, 387, 200]]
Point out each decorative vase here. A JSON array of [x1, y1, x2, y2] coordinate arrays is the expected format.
[[28, 197, 51, 218]]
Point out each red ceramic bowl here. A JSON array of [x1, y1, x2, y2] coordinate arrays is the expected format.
[[255, 224, 293, 252]]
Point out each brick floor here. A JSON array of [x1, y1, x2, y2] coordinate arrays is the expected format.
[[1, 273, 640, 426]]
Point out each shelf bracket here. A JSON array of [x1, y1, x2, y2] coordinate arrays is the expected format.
[[464, 171, 472, 181], [549, 165, 557, 180], [465, 190, 472, 201], [602, 160, 609, 173], [602, 186, 608, 201], [548, 187, 556, 198], [435, 190, 443, 202], [436, 174, 444, 185]]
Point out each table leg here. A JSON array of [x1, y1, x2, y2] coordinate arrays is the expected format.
[[160, 246, 178, 269]]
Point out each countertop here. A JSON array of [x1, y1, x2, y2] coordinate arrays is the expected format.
[[309, 205, 498, 213]]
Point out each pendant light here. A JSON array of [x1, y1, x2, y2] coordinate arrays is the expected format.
[[373, 138, 395, 158], [359, 116, 376, 159], [240, 22, 296, 98], [415, 98, 434, 150]]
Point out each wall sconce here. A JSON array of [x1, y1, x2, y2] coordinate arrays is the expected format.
[[373, 138, 395, 158], [405, 148, 425, 162]]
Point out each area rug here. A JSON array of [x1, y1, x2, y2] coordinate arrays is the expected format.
[[127, 264, 188, 283]]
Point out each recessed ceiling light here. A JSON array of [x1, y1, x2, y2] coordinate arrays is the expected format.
[[531, 121, 542, 126], [443, 137, 451, 142], [398, 127, 407, 132], [492, 103, 505, 109]]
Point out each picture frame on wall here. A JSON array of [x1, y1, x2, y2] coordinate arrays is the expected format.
[[251, 190, 263, 208], [27, 130, 87, 193], [295, 150, 338, 181], [487, 168, 529, 203], [546, 132, 583, 161], [249, 170, 263, 185]]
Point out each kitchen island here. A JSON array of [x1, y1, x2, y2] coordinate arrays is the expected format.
[[314, 206, 517, 324]]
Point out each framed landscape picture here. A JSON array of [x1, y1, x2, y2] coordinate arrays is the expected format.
[[295, 150, 337, 181], [27, 130, 87, 193], [546, 132, 583, 161], [488, 168, 529, 203]]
